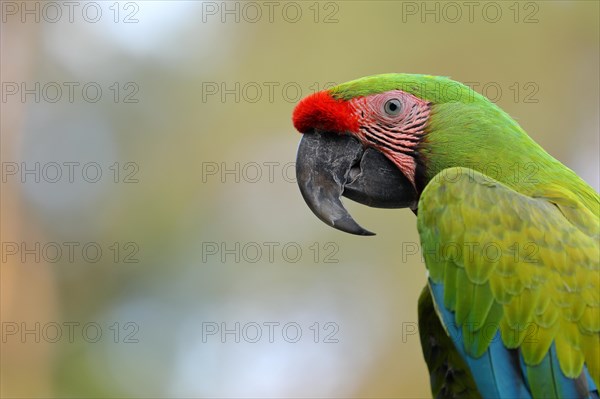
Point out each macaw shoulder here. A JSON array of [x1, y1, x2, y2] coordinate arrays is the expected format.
[[418, 166, 599, 235], [416, 166, 600, 387]]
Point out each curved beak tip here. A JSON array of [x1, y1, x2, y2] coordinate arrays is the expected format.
[[332, 217, 375, 236]]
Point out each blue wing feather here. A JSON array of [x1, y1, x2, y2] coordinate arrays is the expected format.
[[429, 280, 530, 398], [429, 279, 599, 399]]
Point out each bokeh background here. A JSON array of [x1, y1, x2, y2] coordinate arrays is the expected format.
[[1, 1, 598, 397]]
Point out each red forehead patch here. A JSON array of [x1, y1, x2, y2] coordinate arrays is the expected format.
[[292, 91, 359, 134]]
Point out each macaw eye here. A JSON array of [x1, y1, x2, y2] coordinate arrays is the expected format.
[[383, 99, 402, 116]]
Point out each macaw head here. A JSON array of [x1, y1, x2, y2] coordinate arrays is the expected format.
[[292, 73, 518, 235]]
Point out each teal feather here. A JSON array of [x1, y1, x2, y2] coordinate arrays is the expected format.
[[430, 280, 531, 398]]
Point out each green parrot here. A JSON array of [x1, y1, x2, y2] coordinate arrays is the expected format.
[[292, 74, 599, 398]]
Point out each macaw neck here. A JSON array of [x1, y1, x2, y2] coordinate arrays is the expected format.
[[417, 102, 599, 216]]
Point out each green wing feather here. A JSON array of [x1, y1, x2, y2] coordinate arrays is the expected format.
[[417, 167, 600, 387]]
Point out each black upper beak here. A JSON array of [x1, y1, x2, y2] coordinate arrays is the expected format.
[[296, 131, 417, 235]]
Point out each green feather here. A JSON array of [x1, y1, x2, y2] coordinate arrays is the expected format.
[[417, 167, 599, 387]]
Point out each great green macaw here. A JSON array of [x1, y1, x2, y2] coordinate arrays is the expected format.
[[292, 74, 599, 398]]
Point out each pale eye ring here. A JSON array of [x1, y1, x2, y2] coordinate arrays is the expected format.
[[383, 99, 402, 116]]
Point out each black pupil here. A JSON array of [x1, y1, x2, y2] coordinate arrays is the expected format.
[[388, 101, 398, 111]]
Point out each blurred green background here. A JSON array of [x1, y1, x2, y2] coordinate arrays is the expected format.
[[1, 1, 598, 397]]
